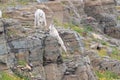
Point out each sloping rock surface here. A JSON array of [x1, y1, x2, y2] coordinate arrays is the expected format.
[[0, 19, 97, 80]]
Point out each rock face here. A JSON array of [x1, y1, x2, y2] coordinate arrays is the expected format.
[[58, 29, 84, 54], [61, 0, 85, 25], [4, 1, 63, 27], [55, 0, 120, 39], [104, 27, 120, 39], [84, 0, 120, 39], [63, 55, 97, 80], [0, 19, 97, 80], [84, 50, 120, 75], [1, 0, 120, 80], [84, 0, 116, 16], [4, 0, 120, 39]]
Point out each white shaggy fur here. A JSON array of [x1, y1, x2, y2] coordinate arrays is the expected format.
[[0, 10, 2, 18], [49, 24, 67, 53], [34, 9, 47, 30], [36, 0, 41, 3], [80, 0, 83, 2]]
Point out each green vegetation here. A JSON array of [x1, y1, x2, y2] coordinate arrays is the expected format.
[[96, 70, 120, 80], [63, 23, 84, 34], [98, 49, 107, 57], [54, 19, 63, 27], [84, 25, 93, 32], [15, 73, 29, 80], [7, 29, 17, 37], [0, 0, 30, 11], [116, 6, 120, 10], [18, 60, 27, 66], [54, 19, 94, 36], [95, 36, 120, 60], [98, 46, 120, 60], [17, 0, 30, 5], [54, 19, 85, 35], [54, 19, 120, 62], [0, 71, 22, 80], [110, 47, 120, 60], [99, 40, 108, 46], [117, 16, 120, 20], [0, 2, 119, 79], [12, 69, 29, 80], [111, 47, 119, 55]]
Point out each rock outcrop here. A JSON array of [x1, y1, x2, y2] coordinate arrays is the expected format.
[[84, 0, 120, 39], [4, 0, 120, 39], [0, 19, 97, 80], [0, 0, 120, 80], [84, 50, 120, 75]]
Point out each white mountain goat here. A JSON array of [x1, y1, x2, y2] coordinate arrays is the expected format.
[[0, 10, 2, 18], [34, 9, 47, 31], [36, 0, 41, 3], [49, 24, 67, 53]]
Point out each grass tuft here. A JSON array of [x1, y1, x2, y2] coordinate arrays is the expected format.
[[96, 70, 120, 80]]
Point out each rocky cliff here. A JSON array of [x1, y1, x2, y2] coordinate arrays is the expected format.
[[0, 19, 97, 80], [4, 0, 120, 39], [0, 0, 120, 80]]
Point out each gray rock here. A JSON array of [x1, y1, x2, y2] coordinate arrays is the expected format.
[[85, 50, 120, 75], [0, 18, 98, 80], [63, 55, 98, 80], [58, 29, 84, 54], [104, 27, 120, 39], [98, 13, 117, 27], [0, 18, 21, 28], [43, 36, 62, 65]]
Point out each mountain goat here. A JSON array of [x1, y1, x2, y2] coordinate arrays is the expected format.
[[49, 24, 67, 53], [36, 0, 41, 3], [0, 10, 2, 18], [34, 9, 47, 31]]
